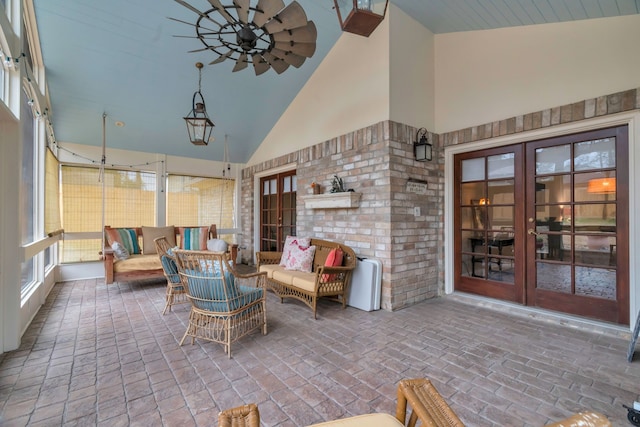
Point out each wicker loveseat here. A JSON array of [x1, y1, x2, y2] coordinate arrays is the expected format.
[[102, 224, 237, 284], [256, 238, 357, 319]]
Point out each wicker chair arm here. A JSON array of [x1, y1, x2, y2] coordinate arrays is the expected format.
[[233, 270, 268, 284], [316, 265, 354, 274]]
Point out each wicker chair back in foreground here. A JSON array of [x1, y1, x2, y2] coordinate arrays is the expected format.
[[218, 403, 260, 427], [154, 236, 189, 315], [173, 250, 267, 358]]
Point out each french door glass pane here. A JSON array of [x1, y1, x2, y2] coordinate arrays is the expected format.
[[488, 153, 514, 179], [574, 138, 615, 170], [575, 267, 616, 299], [575, 171, 616, 202], [535, 175, 571, 204], [461, 158, 484, 182], [535, 145, 571, 174]]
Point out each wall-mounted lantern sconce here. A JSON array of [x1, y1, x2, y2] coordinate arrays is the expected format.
[[184, 62, 215, 146], [414, 127, 432, 161], [332, 0, 389, 37]]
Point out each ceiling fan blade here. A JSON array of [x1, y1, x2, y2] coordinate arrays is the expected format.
[[262, 51, 289, 74], [175, 0, 207, 17], [270, 47, 305, 68], [263, 1, 308, 34], [209, 50, 233, 64], [251, 53, 270, 75], [252, 0, 285, 28], [187, 47, 214, 53], [271, 21, 316, 44], [207, 0, 236, 23], [168, 16, 199, 28], [233, 0, 250, 24], [274, 40, 315, 58], [233, 53, 249, 72]]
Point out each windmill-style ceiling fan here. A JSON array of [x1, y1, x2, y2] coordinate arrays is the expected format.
[[172, 0, 317, 76]]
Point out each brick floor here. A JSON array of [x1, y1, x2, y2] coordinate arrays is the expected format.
[[0, 277, 639, 426]]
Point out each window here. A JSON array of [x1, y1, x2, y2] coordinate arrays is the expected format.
[[45, 148, 61, 268], [60, 166, 156, 262], [166, 174, 235, 242], [20, 89, 35, 292]]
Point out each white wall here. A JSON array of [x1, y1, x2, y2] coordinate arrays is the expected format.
[[247, 8, 391, 166], [389, 6, 435, 131], [0, 102, 21, 352], [434, 14, 640, 134]]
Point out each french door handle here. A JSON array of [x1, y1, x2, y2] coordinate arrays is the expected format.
[[527, 228, 539, 236]]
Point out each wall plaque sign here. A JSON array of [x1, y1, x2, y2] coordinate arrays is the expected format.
[[406, 180, 428, 195]]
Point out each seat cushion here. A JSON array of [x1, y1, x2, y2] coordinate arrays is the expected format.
[[272, 269, 316, 292], [113, 254, 160, 273], [258, 264, 281, 279], [307, 413, 403, 427]]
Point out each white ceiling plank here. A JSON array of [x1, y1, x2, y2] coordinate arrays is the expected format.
[[514, 0, 547, 24], [615, 0, 640, 14], [579, 0, 605, 19], [483, 0, 523, 27], [532, 0, 561, 23]]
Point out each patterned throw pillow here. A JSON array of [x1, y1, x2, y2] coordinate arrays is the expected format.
[[111, 241, 130, 260], [279, 235, 311, 266], [178, 226, 209, 250], [105, 228, 141, 255], [284, 245, 316, 273]]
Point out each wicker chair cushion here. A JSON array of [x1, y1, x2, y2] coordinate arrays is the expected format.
[[258, 264, 279, 278], [160, 255, 182, 287], [308, 413, 403, 427], [185, 270, 263, 312]]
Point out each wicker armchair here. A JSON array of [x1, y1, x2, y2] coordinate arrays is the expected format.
[[173, 250, 267, 357], [154, 236, 189, 315], [218, 403, 260, 427]]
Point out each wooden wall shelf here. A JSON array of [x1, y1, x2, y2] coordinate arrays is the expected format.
[[303, 192, 361, 209]]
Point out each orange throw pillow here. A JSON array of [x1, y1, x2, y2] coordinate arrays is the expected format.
[[322, 248, 343, 281]]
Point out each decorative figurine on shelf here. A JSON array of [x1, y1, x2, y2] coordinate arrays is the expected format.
[[330, 175, 346, 193], [311, 182, 322, 194]]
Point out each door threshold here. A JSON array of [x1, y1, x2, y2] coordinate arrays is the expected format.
[[447, 292, 631, 340]]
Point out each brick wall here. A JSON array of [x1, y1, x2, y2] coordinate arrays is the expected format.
[[240, 87, 639, 311], [241, 121, 442, 311]]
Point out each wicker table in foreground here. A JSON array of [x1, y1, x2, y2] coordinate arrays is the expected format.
[[396, 378, 465, 427]]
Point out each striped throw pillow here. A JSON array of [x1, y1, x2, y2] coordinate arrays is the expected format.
[[178, 226, 209, 250], [105, 228, 141, 255]]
